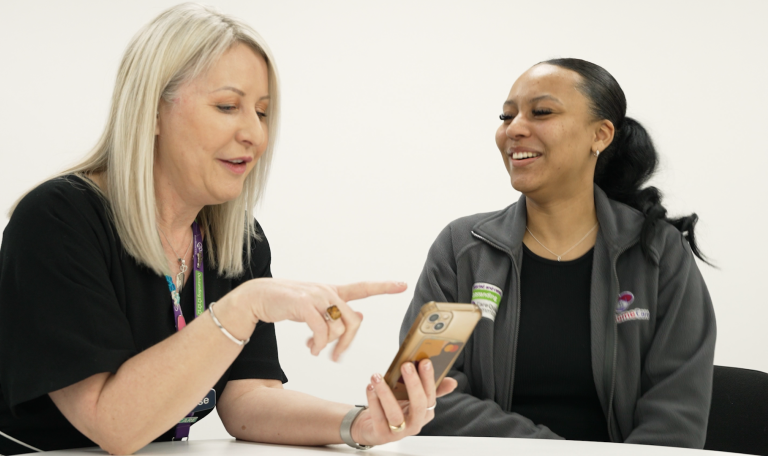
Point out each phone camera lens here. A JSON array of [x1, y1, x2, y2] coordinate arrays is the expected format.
[[434, 322, 445, 330], [429, 314, 440, 322]]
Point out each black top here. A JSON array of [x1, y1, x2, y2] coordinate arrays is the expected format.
[[0, 175, 287, 454], [510, 244, 609, 442]]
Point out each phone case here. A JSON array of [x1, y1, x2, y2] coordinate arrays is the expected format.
[[383, 302, 481, 400]]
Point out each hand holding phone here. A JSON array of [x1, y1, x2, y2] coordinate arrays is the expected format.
[[384, 302, 480, 400], [350, 349, 458, 447]]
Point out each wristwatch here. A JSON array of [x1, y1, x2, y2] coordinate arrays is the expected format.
[[340, 405, 372, 450]]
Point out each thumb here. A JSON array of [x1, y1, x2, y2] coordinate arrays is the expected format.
[[436, 377, 458, 397]]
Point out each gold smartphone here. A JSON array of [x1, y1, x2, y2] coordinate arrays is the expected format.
[[384, 302, 481, 400]]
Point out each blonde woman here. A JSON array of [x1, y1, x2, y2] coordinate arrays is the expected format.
[[0, 4, 454, 455]]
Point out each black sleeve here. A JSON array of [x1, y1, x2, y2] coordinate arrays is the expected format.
[[0, 179, 136, 413], [227, 221, 287, 383]]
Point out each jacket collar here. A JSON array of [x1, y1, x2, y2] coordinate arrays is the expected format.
[[471, 185, 644, 260]]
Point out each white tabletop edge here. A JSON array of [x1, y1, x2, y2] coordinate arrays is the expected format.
[[26, 436, 741, 456]]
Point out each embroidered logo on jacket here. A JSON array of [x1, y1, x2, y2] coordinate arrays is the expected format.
[[616, 291, 634, 312], [615, 291, 650, 324], [472, 283, 503, 321]]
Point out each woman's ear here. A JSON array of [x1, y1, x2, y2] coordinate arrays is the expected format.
[[593, 119, 615, 153]]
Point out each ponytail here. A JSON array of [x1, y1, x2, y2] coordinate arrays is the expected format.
[[596, 118, 708, 264], [542, 58, 710, 266]]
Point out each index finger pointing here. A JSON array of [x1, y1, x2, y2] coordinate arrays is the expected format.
[[335, 281, 407, 302]]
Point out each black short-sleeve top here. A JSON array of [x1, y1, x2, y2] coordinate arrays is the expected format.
[[0, 175, 287, 454]]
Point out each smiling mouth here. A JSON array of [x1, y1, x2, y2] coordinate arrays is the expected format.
[[511, 151, 542, 160], [217, 158, 251, 175]]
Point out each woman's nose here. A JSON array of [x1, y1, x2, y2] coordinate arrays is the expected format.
[[236, 109, 267, 148], [506, 115, 530, 139]]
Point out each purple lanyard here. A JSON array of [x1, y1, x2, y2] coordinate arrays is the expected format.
[[165, 222, 205, 330], [164, 221, 205, 440]]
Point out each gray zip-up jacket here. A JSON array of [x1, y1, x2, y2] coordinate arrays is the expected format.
[[400, 186, 716, 448]]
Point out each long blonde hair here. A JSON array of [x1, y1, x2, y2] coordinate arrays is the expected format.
[[10, 3, 280, 277]]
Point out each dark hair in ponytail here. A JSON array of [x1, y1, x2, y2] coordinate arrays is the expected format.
[[541, 58, 709, 265]]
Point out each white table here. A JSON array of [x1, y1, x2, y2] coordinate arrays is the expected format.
[[33, 437, 739, 455]]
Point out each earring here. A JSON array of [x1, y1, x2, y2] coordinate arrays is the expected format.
[[593, 149, 600, 157]]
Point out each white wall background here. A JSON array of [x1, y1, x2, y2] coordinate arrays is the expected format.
[[1, 0, 766, 441]]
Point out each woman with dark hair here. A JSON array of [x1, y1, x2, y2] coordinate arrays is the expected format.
[[400, 59, 716, 447]]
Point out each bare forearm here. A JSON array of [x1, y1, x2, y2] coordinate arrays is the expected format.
[[50, 296, 254, 454], [220, 387, 352, 446]]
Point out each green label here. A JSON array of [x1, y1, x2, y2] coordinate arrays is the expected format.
[[179, 417, 198, 424], [471, 289, 501, 305], [195, 270, 205, 317], [471, 282, 503, 321]]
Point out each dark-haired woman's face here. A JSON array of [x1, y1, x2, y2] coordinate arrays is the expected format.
[[495, 64, 608, 199]]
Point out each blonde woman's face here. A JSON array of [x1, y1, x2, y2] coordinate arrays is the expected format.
[[155, 43, 269, 206]]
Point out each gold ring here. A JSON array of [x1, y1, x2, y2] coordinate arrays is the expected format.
[[324, 305, 341, 321], [389, 420, 406, 432]]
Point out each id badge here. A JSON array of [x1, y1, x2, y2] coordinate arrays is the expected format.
[[191, 388, 216, 414]]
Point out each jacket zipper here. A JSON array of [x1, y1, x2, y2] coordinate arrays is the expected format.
[[470, 231, 521, 407], [606, 243, 631, 442], [474, 228, 633, 441]]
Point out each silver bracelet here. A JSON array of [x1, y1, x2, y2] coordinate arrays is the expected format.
[[209, 301, 250, 346], [340, 405, 372, 450]]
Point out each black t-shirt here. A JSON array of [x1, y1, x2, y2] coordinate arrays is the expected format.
[[0, 175, 287, 454], [510, 244, 609, 442]]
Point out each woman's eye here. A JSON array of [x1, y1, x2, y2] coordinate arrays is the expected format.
[[499, 113, 515, 121], [532, 109, 552, 116], [257, 111, 268, 119], [217, 105, 237, 112]]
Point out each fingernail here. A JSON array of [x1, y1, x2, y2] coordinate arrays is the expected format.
[[403, 363, 414, 374], [367, 383, 374, 391], [396, 281, 407, 287], [371, 373, 383, 384], [423, 360, 432, 371]]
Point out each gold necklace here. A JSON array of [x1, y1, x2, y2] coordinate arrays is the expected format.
[[526, 222, 599, 262]]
